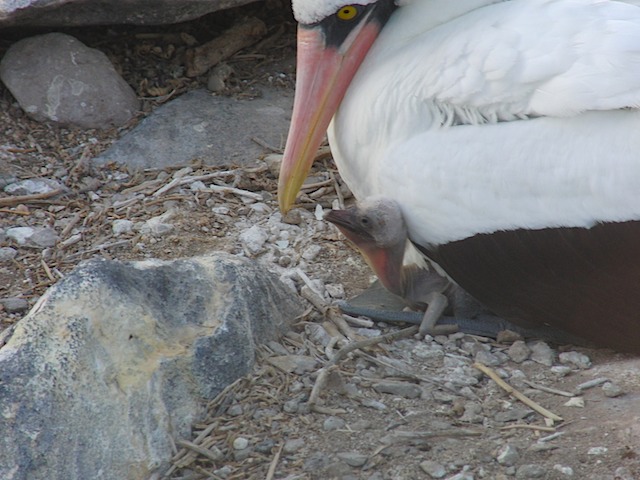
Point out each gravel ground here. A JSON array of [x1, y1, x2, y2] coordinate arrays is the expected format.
[[1, 3, 639, 479]]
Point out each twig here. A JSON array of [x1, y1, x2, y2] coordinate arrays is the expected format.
[[0, 188, 64, 206], [307, 327, 418, 407], [175, 439, 222, 463], [265, 443, 283, 480], [473, 362, 563, 423], [186, 17, 267, 77], [537, 431, 566, 443], [576, 377, 609, 392], [252, 137, 282, 153], [500, 424, 557, 432], [328, 168, 345, 209], [522, 379, 575, 397]]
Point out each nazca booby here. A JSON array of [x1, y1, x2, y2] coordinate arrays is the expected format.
[[278, 0, 640, 352]]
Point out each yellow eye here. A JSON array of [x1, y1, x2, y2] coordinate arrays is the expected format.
[[337, 5, 359, 21]]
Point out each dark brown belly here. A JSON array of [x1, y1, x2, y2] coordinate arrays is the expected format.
[[419, 221, 640, 352]]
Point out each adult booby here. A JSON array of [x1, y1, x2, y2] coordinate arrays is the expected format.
[[278, 0, 640, 352]]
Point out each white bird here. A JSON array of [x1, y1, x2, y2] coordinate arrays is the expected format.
[[278, 0, 640, 352]]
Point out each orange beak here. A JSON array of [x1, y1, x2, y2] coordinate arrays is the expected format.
[[277, 20, 384, 212]]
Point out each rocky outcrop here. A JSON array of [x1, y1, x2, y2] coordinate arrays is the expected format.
[[0, 0, 259, 27], [0, 33, 139, 129], [0, 253, 303, 480]]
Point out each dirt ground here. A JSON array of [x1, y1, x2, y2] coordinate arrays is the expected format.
[[1, 3, 639, 479]]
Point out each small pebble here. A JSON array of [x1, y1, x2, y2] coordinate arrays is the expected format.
[[323, 416, 346, 431], [1, 297, 29, 313], [602, 381, 624, 398], [325, 283, 345, 298], [460, 402, 484, 424], [529, 341, 555, 366], [550, 365, 572, 377], [446, 470, 474, 480], [238, 225, 268, 255], [515, 464, 546, 479], [496, 444, 520, 466], [213, 465, 232, 478], [553, 464, 574, 476], [6, 226, 34, 245], [474, 349, 502, 366], [420, 460, 446, 478], [373, 381, 422, 399], [337, 452, 368, 467], [267, 355, 317, 374], [112, 219, 134, 235], [255, 438, 276, 454], [507, 341, 531, 363], [4, 178, 62, 195], [233, 437, 249, 450], [140, 213, 174, 236], [558, 351, 591, 369], [283, 438, 305, 454], [360, 398, 387, 410], [563, 397, 585, 408], [226, 404, 243, 417], [301, 244, 322, 261], [614, 467, 635, 480], [0, 247, 18, 262], [30, 228, 59, 248], [587, 446, 608, 455]]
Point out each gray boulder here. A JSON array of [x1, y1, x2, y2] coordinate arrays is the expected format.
[[0, 33, 139, 129], [0, 0, 259, 27], [0, 252, 303, 480], [93, 88, 293, 169]]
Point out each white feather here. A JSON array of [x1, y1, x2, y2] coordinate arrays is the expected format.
[[327, 0, 640, 246]]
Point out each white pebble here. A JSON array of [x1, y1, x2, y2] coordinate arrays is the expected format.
[[563, 397, 584, 408], [239, 225, 268, 255], [587, 446, 608, 455], [553, 464, 574, 476], [112, 219, 134, 235], [233, 437, 249, 450]]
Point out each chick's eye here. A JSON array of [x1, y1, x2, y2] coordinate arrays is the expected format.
[[337, 5, 359, 21], [360, 216, 369, 226]]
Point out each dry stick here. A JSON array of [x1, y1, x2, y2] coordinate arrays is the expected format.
[[473, 362, 563, 423], [0, 188, 64, 207], [265, 443, 284, 480], [307, 327, 418, 408], [175, 439, 223, 463], [522, 379, 575, 397], [501, 424, 557, 432], [328, 168, 345, 209], [186, 17, 267, 77]]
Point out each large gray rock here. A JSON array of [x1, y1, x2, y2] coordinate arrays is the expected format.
[[0, 253, 303, 480], [93, 88, 293, 169], [0, 33, 139, 129], [0, 0, 259, 27]]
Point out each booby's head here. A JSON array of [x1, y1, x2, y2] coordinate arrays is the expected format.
[[325, 197, 407, 296], [278, 0, 397, 212]]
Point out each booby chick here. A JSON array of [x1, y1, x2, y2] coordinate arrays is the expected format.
[[325, 197, 484, 337], [326, 197, 592, 346]]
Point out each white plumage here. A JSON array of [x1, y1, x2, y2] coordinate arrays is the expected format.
[[324, 0, 640, 245]]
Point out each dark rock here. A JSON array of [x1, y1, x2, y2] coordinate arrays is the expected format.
[[92, 88, 292, 169], [0, 0, 259, 27], [0, 253, 302, 480]]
